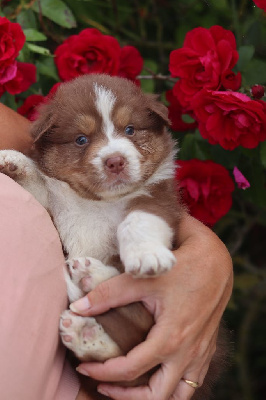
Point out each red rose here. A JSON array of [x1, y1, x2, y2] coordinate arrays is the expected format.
[[169, 26, 239, 108], [1, 62, 36, 95], [118, 46, 143, 82], [251, 84, 265, 99], [192, 90, 266, 150], [17, 94, 45, 121], [0, 17, 25, 84], [253, 0, 266, 11], [17, 83, 61, 121], [176, 159, 235, 226], [166, 89, 197, 131], [54, 28, 121, 81], [221, 69, 242, 91]]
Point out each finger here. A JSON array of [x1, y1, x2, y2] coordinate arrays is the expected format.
[[70, 272, 157, 316], [170, 379, 197, 400], [97, 361, 183, 400], [77, 330, 165, 382]]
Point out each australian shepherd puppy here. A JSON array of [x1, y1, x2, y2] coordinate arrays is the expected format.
[[0, 74, 226, 399]]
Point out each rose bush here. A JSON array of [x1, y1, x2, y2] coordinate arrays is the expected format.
[[176, 159, 235, 226], [169, 25, 241, 108], [192, 89, 266, 150]]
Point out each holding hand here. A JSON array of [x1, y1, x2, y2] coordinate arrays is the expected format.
[[71, 215, 233, 400]]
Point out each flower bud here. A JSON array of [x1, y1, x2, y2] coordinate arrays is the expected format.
[[251, 84, 265, 99]]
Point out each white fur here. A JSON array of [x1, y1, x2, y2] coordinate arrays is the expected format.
[[0, 150, 48, 207], [117, 210, 176, 276], [94, 84, 116, 140], [146, 149, 177, 186], [60, 310, 122, 361]]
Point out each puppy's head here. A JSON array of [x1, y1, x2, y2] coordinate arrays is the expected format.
[[31, 74, 175, 200]]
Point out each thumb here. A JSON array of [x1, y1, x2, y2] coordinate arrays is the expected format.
[[69, 272, 150, 316]]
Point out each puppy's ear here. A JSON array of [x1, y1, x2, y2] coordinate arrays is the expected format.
[[30, 102, 56, 143], [145, 93, 171, 127]]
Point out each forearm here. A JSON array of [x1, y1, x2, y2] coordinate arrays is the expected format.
[[0, 103, 32, 154], [176, 213, 233, 286]]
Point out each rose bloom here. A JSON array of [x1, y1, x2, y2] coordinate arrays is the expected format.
[[0, 17, 25, 84], [17, 83, 61, 120], [176, 159, 235, 226], [0, 62, 36, 97], [253, 0, 266, 11], [169, 25, 240, 108], [118, 46, 143, 82], [192, 89, 266, 150], [54, 28, 122, 81], [166, 89, 197, 131], [17, 94, 45, 121]]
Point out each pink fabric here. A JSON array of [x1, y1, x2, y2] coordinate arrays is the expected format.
[[0, 174, 80, 400]]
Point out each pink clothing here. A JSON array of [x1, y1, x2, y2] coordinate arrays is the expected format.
[[0, 173, 79, 400]]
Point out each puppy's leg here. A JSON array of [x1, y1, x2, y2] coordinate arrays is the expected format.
[[64, 257, 119, 303], [0, 150, 48, 207], [60, 310, 122, 362], [118, 210, 176, 277], [62, 256, 121, 362]]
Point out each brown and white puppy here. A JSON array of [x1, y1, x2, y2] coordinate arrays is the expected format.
[[0, 74, 226, 399]]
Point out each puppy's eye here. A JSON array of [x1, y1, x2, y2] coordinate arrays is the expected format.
[[75, 136, 88, 146], [125, 125, 135, 136]]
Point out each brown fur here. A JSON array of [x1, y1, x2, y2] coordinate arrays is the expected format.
[[30, 74, 227, 399]]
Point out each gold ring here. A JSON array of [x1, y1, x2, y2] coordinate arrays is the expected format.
[[182, 379, 199, 389]]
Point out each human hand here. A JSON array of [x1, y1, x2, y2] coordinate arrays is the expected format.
[[70, 215, 233, 400]]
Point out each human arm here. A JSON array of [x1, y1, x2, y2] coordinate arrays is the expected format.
[[70, 214, 233, 400], [0, 103, 32, 154]]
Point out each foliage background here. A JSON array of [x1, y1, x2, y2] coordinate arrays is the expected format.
[[0, 1, 266, 399]]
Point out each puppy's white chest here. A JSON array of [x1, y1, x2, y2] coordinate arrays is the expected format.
[[45, 178, 126, 262]]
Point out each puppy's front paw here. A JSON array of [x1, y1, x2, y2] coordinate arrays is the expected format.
[[0, 150, 35, 181], [64, 257, 119, 303], [60, 310, 122, 362], [122, 244, 176, 277]]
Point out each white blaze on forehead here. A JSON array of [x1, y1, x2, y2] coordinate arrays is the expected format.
[[94, 83, 116, 140]]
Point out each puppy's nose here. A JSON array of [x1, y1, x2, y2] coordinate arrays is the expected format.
[[105, 156, 125, 174]]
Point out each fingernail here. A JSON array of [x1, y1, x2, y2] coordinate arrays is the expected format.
[[97, 386, 109, 397], [70, 296, 91, 313], [76, 366, 89, 376]]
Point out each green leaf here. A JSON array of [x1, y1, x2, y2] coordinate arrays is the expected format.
[[26, 43, 52, 56], [210, 145, 241, 169], [24, 29, 47, 42], [36, 58, 59, 81], [140, 60, 158, 93], [236, 45, 255, 72], [242, 161, 266, 207], [234, 273, 259, 290], [260, 141, 266, 168], [243, 58, 266, 85], [32, 0, 76, 29], [179, 133, 209, 161], [16, 9, 37, 30]]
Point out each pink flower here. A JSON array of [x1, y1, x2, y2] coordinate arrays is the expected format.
[[233, 167, 250, 190]]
